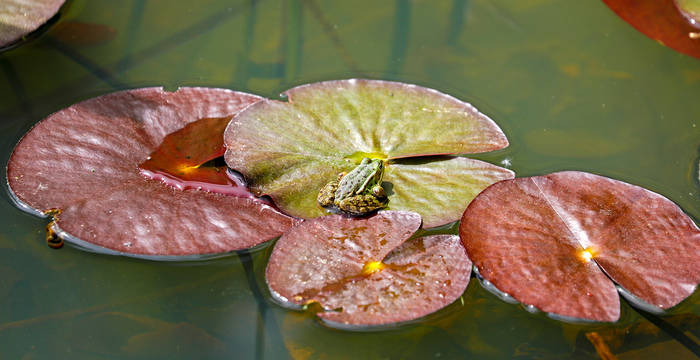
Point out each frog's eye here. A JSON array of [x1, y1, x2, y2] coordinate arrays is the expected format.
[[360, 158, 371, 165]]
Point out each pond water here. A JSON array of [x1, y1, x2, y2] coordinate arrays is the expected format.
[[1, 0, 699, 358]]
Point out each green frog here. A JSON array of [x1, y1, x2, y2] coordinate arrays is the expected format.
[[317, 158, 388, 216]]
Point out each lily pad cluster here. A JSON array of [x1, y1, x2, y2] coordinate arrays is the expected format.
[[6, 79, 699, 327]]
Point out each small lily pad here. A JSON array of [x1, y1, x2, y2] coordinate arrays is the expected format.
[[0, 0, 65, 48], [7, 87, 299, 259], [266, 211, 472, 327], [224, 79, 513, 228], [460, 171, 700, 321]]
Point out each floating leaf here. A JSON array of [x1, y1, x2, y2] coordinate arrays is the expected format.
[[0, 0, 65, 47], [7, 87, 298, 259], [602, 0, 700, 59], [266, 211, 472, 327], [460, 171, 700, 321], [224, 79, 513, 228]]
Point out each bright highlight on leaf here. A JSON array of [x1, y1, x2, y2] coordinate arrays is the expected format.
[[224, 79, 513, 228], [580, 249, 594, 263], [361, 261, 385, 275], [460, 171, 700, 322]]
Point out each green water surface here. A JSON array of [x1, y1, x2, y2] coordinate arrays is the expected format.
[[1, 0, 699, 359]]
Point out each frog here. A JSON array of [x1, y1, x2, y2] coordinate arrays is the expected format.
[[317, 158, 388, 216]]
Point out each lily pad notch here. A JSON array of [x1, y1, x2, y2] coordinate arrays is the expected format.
[[6, 87, 299, 260], [460, 171, 700, 322], [224, 79, 514, 228]]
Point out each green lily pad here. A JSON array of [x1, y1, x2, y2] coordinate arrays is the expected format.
[[224, 79, 513, 228]]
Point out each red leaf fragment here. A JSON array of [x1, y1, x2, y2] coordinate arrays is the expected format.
[[460, 171, 700, 321], [7, 87, 298, 258], [266, 211, 472, 327], [139, 116, 255, 198], [602, 0, 700, 59]]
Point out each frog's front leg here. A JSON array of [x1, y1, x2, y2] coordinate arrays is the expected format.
[[371, 185, 385, 198], [337, 194, 388, 216], [317, 180, 340, 207]]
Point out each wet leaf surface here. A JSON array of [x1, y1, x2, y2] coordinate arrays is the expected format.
[[460, 171, 700, 321], [0, 0, 65, 47], [602, 0, 700, 59], [7, 87, 298, 258], [266, 211, 472, 327], [224, 79, 512, 228]]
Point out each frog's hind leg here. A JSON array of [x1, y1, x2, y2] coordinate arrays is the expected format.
[[317, 180, 339, 207], [338, 195, 388, 216]]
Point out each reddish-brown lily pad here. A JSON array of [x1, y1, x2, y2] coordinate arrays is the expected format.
[[224, 79, 513, 228], [602, 0, 700, 59], [266, 211, 472, 327], [0, 0, 65, 48], [7, 87, 299, 259], [460, 171, 700, 322]]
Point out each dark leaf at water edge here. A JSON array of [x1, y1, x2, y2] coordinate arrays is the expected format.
[[460, 171, 700, 321], [224, 79, 513, 228], [0, 0, 66, 48], [602, 0, 700, 59], [7, 87, 299, 258], [266, 211, 472, 327]]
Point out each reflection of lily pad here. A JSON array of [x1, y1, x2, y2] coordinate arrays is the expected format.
[[266, 211, 471, 327], [51, 21, 117, 46], [460, 171, 700, 321], [7, 87, 298, 259], [224, 79, 513, 228], [0, 0, 65, 48]]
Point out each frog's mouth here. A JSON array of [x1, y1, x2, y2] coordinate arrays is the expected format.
[[343, 151, 388, 164]]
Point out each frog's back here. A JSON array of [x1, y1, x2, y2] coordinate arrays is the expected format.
[[335, 166, 372, 199]]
